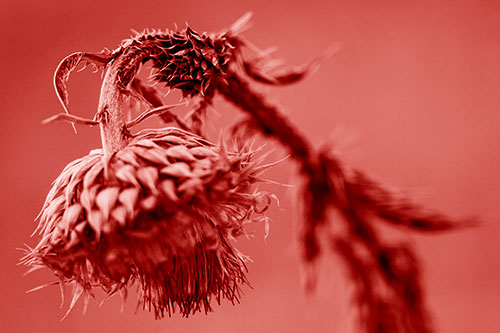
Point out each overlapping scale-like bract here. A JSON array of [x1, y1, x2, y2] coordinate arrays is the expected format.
[[24, 127, 272, 318]]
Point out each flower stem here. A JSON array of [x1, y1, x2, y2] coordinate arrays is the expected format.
[[97, 55, 137, 156], [219, 73, 314, 166]]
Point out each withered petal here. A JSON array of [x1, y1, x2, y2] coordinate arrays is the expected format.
[[87, 209, 103, 241], [166, 145, 196, 162], [111, 205, 128, 228], [134, 146, 170, 165], [160, 162, 194, 178], [159, 179, 179, 202], [177, 177, 204, 199], [118, 187, 141, 216], [95, 187, 120, 220], [40, 195, 65, 226], [80, 185, 100, 212], [82, 160, 104, 190], [140, 196, 158, 211], [189, 146, 219, 158], [115, 165, 140, 187], [60, 203, 83, 236], [116, 150, 142, 167], [136, 167, 159, 194]]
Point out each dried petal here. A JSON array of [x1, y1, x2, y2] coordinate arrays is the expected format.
[[82, 160, 104, 190], [134, 146, 169, 165], [178, 177, 203, 199], [116, 150, 141, 167], [140, 196, 157, 211], [95, 187, 120, 220], [80, 185, 99, 212], [87, 209, 103, 241], [161, 135, 186, 146], [189, 146, 218, 158], [60, 203, 83, 236], [118, 187, 140, 216], [40, 195, 65, 226], [41, 213, 62, 238], [61, 283, 84, 321], [102, 218, 117, 235], [136, 167, 159, 194], [166, 145, 196, 162], [111, 205, 128, 228], [159, 179, 179, 202], [160, 162, 194, 178], [192, 158, 213, 172], [254, 192, 272, 213], [50, 225, 64, 243], [64, 155, 101, 203], [115, 165, 140, 187], [74, 221, 86, 234], [134, 140, 158, 149], [65, 230, 80, 250]]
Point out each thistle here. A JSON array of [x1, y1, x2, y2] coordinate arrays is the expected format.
[[23, 13, 473, 332], [23, 124, 276, 318], [21, 14, 277, 318]]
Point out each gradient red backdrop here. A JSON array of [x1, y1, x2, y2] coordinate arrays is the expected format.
[[1, 1, 499, 332]]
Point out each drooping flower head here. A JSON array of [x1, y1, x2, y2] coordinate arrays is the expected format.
[[23, 127, 273, 318]]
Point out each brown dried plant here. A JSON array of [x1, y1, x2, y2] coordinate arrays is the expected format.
[[22, 13, 472, 332]]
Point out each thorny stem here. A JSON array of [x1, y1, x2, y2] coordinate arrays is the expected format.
[[219, 73, 314, 166], [219, 73, 334, 259]]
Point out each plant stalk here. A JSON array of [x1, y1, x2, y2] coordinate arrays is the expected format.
[[97, 56, 136, 157]]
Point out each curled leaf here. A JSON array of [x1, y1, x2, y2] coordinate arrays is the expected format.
[[53, 52, 111, 132]]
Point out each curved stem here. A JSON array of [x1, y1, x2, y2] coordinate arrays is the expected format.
[[97, 54, 140, 156]]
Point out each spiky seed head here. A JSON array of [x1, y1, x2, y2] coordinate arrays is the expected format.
[[23, 127, 272, 318]]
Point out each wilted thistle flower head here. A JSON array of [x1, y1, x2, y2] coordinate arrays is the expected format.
[[23, 127, 273, 318]]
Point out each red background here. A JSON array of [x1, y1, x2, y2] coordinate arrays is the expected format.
[[1, 1, 499, 332]]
